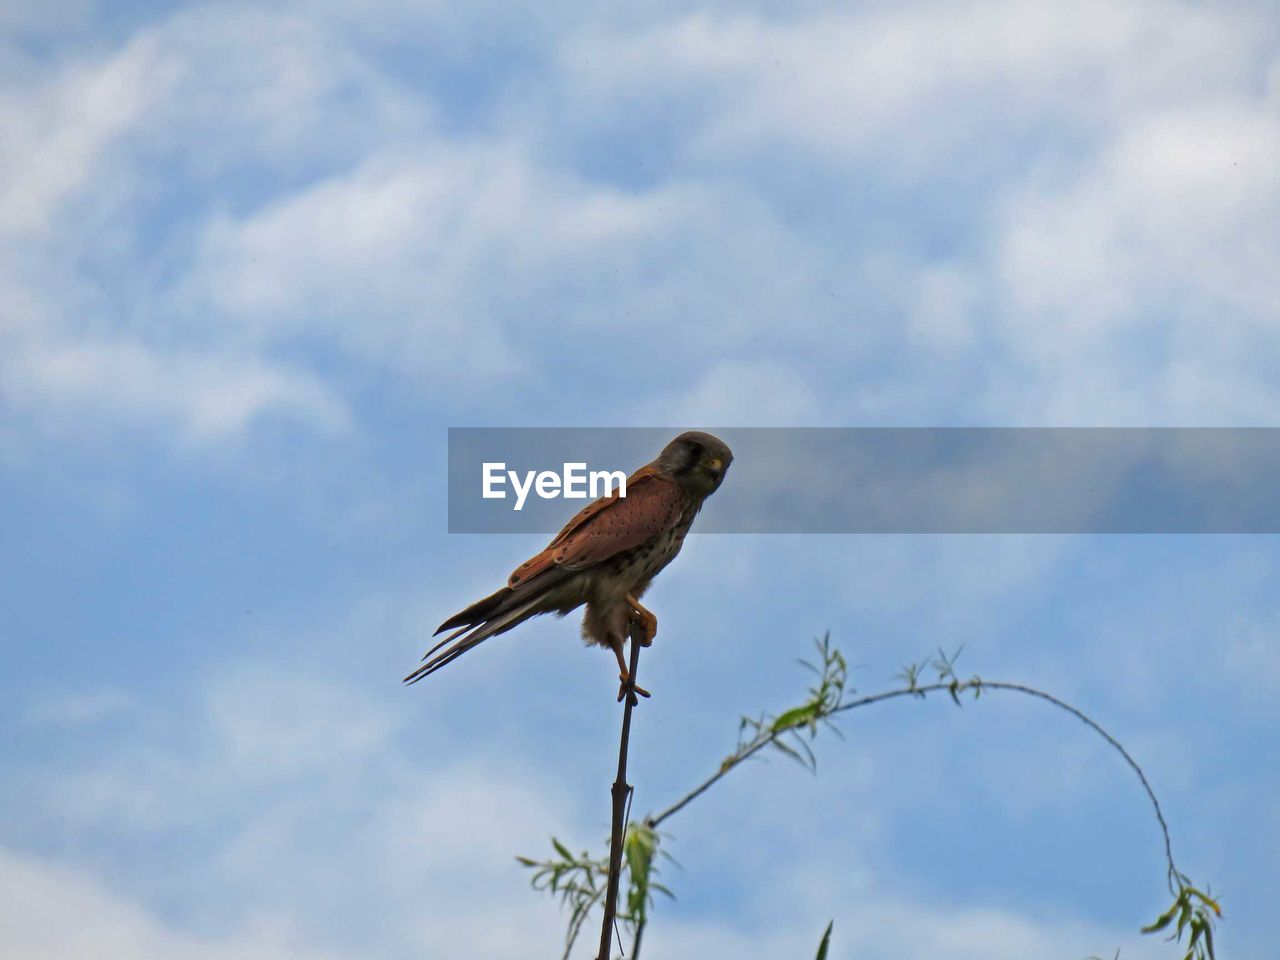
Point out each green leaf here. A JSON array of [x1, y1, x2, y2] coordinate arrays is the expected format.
[[772, 704, 818, 733], [815, 920, 834, 960], [1142, 899, 1180, 934], [1185, 886, 1222, 917], [770, 738, 807, 767], [1176, 898, 1192, 937]]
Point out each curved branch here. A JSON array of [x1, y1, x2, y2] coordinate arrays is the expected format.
[[648, 677, 1181, 889]]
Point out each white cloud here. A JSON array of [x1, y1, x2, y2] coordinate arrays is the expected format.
[[641, 359, 822, 425], [2, 0, 1277, 453], [134, 7, 428, 177], [551, 1, 1279, 426], [998, 102, 1280, 324], [0, 5, 418, 447], [0, 31, 170, 240], [205, 665, 399, 781], [0, 847, 339, 960], [558, 1, 1262, 167], [182, 147, 553, 384], [0, 324, 349, 444], [11, 656, 573, 956], [908, 264, 979, 349]]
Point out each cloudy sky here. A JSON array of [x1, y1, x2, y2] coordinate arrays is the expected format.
[[2, 1, 1278, 957]]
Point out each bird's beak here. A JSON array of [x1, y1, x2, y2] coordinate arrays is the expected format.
[[707, 457, 723, 473]]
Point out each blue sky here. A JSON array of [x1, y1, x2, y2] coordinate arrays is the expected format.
[[2, 1, 1279, 957]]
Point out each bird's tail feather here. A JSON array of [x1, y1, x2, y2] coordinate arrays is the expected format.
[[434, 586, 513, 636], [403, 594, 546, 685]]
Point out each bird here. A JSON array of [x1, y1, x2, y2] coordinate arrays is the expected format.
[[405, 431, 733, 700]]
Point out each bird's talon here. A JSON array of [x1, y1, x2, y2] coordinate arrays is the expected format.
[[625, 594, 659, 647], [616, 674, 651, 702], [628, 608, 658, 647]]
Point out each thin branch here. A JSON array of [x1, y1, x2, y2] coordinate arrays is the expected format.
[[649, 676, 1182, 887], [648, 733, 774, 829], [597, 623, 645, 960], [565, 888, 604, 960], [650, 633, 844, 829], [835, 679, 1180, 888]]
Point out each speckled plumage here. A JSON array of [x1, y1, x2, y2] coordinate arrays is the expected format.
[[405, 431, 733, 691]]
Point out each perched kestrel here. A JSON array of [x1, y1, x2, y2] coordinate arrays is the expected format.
[[405, 431, 733, 699]]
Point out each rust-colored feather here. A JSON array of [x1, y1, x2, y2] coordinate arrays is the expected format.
[[506, 467, 685, 586]]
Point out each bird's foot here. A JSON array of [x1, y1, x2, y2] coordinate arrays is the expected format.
[[626, 597, 658, 648], [617, 672, 652, 704]]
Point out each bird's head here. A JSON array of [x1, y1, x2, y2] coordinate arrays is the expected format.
[[656, 431, 733, 497]]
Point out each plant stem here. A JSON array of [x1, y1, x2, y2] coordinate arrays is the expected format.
[[597, 623, 644, 960], [631, 919, 646, 959], [648, 733, 773, 829], [647, 678, 1181, 888]]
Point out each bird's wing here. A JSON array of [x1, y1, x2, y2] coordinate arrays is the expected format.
[[545, 466, 648, 546], [507, 467, 686, 586], [406, 469, 686, 686]]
